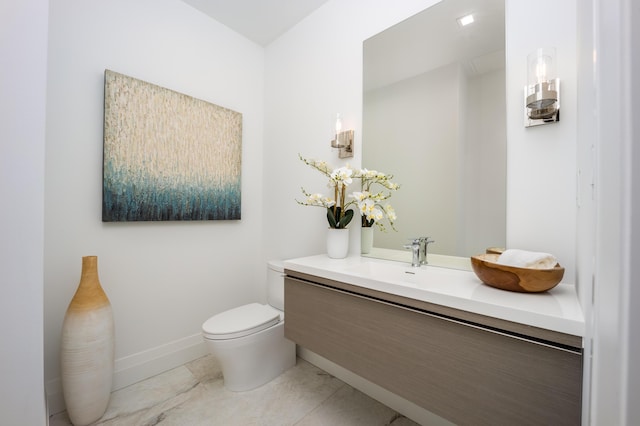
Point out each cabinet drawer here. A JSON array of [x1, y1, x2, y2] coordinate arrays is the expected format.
[[285, 277, 582, 426]]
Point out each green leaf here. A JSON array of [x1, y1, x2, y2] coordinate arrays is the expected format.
[[326, 207, 338, 228], [362, 216, 375, 227], [337, 209, 354, 228]]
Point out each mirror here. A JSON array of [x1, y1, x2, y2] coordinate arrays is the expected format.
[[362, 0, 506, 265]]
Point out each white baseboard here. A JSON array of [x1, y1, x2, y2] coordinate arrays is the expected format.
[[297, 346, 453, 426], [46, 333, 208, 416]]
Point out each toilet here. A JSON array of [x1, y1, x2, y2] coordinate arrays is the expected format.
[[201, 261, 296, 391]]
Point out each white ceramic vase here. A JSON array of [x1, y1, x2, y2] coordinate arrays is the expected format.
[[327, 228, 349, 259], [61, 256, 115, 426], [361, 227, 374, 254]]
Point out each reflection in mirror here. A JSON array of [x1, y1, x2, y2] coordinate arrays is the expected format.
[[362, 0, 506, 266]]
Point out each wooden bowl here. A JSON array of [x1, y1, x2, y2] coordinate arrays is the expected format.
[[470, 253, 564, 293]]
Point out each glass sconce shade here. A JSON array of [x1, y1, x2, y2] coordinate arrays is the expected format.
[[330, 113, 354, 158], [525, 48, 560, 126], [527, 48, 556, 86]]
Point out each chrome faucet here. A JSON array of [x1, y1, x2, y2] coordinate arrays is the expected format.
[[403, 238, 422, 267], [404, 237, 435, 267], [419, 237, 435, 265]]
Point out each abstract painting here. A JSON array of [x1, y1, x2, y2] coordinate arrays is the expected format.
[[102, 70, 242, 221]]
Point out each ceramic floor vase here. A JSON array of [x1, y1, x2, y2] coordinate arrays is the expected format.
[[361, 227, 374, 254], [326, 228, 349, 259], [61, 256, 114, 426]]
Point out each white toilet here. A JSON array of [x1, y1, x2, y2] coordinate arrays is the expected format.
[[201, 261, 296, 391]]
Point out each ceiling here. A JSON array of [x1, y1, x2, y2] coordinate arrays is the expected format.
[[180, 0, 330, 46]]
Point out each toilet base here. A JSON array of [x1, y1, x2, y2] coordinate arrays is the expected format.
[[205, 321, 296, 392]]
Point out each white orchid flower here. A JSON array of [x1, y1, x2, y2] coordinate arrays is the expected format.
[[330, 166, 353, 186]]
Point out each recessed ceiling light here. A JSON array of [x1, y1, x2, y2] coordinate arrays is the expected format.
[[457, 14, 474, 27]]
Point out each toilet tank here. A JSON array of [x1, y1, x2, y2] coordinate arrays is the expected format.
[[267, 260, 285, 311]]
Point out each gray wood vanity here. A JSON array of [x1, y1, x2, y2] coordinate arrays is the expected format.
[[284, 264, 583, 426]]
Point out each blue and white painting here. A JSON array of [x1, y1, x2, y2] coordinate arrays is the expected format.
[[102, 70, 242, 221]]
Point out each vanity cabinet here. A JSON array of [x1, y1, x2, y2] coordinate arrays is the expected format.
[[284, 271, 582, 426]]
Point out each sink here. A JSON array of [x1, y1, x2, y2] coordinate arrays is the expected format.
[[345, 259, 474, 293]]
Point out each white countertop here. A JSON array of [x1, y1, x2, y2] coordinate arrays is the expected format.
[[283, 254, 585, 338]]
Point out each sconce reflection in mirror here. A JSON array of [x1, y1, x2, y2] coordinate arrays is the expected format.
[[524, 48, 560, 127], [331, 113, 354, 158]]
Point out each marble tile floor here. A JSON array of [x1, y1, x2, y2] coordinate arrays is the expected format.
[[49, 355, 421, 426]]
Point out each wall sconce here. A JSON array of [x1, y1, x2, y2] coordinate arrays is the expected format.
[[524, 48, 560, 127], [330, 113, 354, 158]]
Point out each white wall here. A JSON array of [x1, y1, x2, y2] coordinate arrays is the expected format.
[[575, 1, 597, 421], [583, 0, 640, 423], [0, 0, 48, 423], [44, 0, 265, 412], [627, 0, 640, 420], [505, 0, 577, 284]]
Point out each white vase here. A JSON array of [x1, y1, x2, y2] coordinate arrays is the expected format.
[[61, 256, 114, 426], [361, 227, 374, 254], [327, 228, 349, 259]]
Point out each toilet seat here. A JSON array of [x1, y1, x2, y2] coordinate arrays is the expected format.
[[202, 303, 282, 340]]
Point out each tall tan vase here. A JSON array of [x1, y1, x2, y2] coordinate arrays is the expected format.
[[61, 256, 114, 425]]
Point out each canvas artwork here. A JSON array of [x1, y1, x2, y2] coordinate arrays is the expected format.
[[103, 69, 242, 222]]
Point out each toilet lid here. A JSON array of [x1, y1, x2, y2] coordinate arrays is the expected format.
[[202, 303, 281, 340]]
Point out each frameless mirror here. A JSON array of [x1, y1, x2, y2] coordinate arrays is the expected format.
[[362, 0, 506, 267]]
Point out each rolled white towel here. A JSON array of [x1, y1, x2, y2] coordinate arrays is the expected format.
[[496, 249, 557, 269]]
